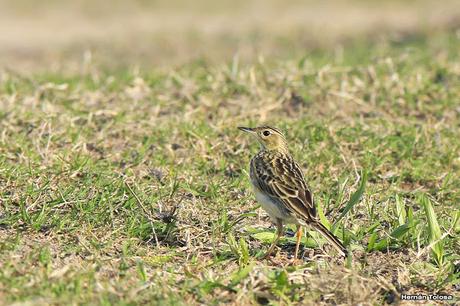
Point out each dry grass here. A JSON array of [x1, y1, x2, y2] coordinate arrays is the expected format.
[[1, 1, 460, 305]]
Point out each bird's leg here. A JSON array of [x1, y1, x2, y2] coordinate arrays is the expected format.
[[294, 225, 302, 260], [262, 219, 283, 259]]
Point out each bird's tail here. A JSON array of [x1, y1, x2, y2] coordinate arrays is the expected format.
[[312, 222, 348, 257]]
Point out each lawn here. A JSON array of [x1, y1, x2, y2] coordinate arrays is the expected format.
[[1, 1, 460, 305]]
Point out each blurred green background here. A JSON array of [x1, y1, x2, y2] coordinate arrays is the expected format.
[[1, 0, 459, 71]]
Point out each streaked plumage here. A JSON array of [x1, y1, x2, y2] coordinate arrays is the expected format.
[[239, 125, 347, 260]]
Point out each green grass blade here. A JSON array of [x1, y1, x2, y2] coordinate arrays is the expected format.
[[229, 262, 255, 287], [395, 195, 406, 226], [367, 232, 378, 251], [333, 170, 367, 230], [452, 210, 460, 233], [390, 223, 411, 240], [372, 223, 412, 251], [419, 194, 445, 267], [316, 199, 331, 229], [239, 237, 250, 264]]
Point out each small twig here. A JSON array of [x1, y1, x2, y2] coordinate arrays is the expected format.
[[125, 180, 160, 248], [414, 229, 451, 261]]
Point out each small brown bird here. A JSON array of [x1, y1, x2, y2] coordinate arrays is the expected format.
[[239, 125, 347, 260]]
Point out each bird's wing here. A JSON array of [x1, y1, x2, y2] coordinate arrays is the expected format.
[[251, 153, 317, 221]]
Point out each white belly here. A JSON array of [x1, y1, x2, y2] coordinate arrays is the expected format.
[[254, 188, 298, 224]]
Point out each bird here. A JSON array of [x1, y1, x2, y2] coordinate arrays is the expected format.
[[238, 125, 348, 260]]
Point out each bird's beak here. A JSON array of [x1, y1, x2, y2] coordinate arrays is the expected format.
[[238, 126, 255, 133]]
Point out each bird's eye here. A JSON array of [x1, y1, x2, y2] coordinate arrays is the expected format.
[[262, 130, 271, 136]]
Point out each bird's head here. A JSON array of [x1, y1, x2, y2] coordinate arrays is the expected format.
[[238, 126, 288, 152]]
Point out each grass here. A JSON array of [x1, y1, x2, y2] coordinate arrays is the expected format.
[[1, 30, 460, 305]]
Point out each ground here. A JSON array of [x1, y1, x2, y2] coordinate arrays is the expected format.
[[0, 0, 459, 305]]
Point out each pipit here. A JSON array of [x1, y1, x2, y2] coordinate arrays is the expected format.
[[239, 126, 348, 260]]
